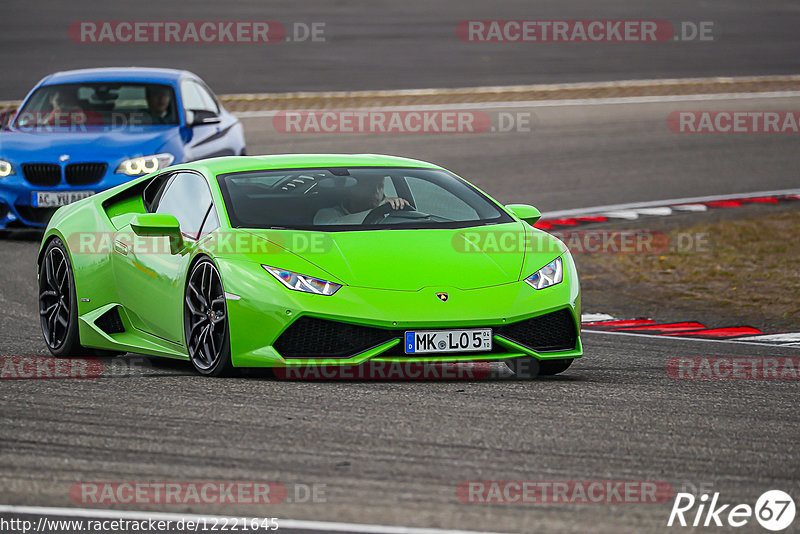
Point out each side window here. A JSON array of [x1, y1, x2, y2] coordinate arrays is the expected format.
[[143, 173, 173, 212], [404, 176, 479, 220], [154, 172, 213, 239], [199, 206, 220, 237], [181, 80, 219, 116]]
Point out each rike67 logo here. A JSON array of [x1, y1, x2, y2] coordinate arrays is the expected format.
[[668, 490, 795, 530]]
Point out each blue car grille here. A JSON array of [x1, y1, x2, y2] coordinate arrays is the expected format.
[[22, 164, 61, 186], [65, 163, 107, 186]]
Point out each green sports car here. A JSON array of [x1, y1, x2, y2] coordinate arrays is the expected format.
[[37, 154, 581, 377]]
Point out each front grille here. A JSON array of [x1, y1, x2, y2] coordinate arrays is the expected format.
[[273, 309, 578, 359], [22, 163, 61, 186], [15, 206, 58, 224], [496, 308, 578, 352], [65, 163, 107, 186], [274, 317, 398, 358], [95, 307, 125, 335]]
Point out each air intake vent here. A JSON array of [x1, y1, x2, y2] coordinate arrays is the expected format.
[[274, 317, 398, 358], [496, 308, 578, 352], [95, 307, 125, 335]]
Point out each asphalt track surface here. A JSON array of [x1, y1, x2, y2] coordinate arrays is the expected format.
[[1, 94, 799, 533], [2, 0, 800, 99]]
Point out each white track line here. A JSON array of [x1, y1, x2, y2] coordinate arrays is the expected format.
[[222, 75, 800, 100], [234, 91, 800, 118], [582, 329, 800, 349], [541, 188, 800, 219], [0, 505, 508, 534], [736, 333, 800, 342]]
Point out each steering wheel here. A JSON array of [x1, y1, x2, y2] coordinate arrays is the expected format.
[[363, 201, 416, 224]]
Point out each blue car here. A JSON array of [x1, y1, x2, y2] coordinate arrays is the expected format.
[[0, 67, 246, 229]]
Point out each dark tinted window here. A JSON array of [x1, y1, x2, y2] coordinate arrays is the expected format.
[[216, 167, 512, 231], [15, 82, 179, 127], [155, 172, 213, 239]]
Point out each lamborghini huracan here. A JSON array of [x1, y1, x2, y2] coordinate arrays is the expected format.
[[37, 154, 581, 377]]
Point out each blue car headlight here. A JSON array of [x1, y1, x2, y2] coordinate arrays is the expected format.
[[0, 160, 15, 177], [115, 153, 174, 176], [525, 257, 563, 290], [262, 265, 342, 296]]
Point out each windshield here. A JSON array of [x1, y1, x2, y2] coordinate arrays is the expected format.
[[217, 167, 513, 231], [14, 82, 179, 129]]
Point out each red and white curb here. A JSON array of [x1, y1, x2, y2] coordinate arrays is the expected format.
[[581, 313, 800, 347], [535, 189, 800, 230]]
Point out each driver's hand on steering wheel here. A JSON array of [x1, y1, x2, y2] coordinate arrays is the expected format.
[[379, 196, 411, 210]]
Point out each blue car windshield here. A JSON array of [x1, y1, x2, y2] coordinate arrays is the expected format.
[[217, 167, 513, 231], [14, 82, 179, 129]]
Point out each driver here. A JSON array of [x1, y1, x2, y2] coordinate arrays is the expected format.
[[314, 177, 410, 224]]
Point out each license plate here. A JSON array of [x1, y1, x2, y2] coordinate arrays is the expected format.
[[404, 328, 492, 354], [33, 191, 95, 207]]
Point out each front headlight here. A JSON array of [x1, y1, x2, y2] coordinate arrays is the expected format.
[[115, 153, 174, 176], [262, 265, 342, 296], [524, 257, 563, 290], [0, 159, 15, 177]]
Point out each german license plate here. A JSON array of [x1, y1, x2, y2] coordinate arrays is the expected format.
[[33, 191, 94, 207], [404, 328, 492, 354]]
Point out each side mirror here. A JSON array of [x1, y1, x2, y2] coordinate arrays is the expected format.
[[130, 213, 184, 253], [506, 204, 541, 225], [187, 109, 221, 127]]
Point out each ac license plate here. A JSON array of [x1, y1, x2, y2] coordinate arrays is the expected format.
[[33, 191, 95, 207], [404, 328, 492, 354]]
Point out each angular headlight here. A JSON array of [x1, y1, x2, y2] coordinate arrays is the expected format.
[[115, 153, 174, 176], [525, 257, 563, 290], [262, 265, 342, 296], [0, 160, 15, 177]]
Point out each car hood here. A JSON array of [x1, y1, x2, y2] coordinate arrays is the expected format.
[[231, 222, 565, 291], [0, 127, 179, 162]]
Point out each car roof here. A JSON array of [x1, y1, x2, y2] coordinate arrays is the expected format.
[[40, 67, 192, 86], [192, 154, 446, 175]]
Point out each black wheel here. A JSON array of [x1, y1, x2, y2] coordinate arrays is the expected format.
[[184, 258, 234, 376], [39, 238, 82, 356], [504, 357, 540, 380], [539, 358, 574, 376]]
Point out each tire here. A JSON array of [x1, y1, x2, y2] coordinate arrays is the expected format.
[[538, 358, 574, 376], [184, 258, 234, 377], [504, 357, 540, 380], [39, 238, 128, 358], [39, 238, 84, 356]]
